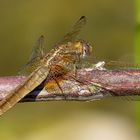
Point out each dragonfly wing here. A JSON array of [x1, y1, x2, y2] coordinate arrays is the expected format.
[[55, 16, 86, 47], [19, 35, 45, 75], [105, 60, 139, 69], [29, 35, 45, 62]]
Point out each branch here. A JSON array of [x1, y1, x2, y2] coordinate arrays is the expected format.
[[0, 68, 140, 102]]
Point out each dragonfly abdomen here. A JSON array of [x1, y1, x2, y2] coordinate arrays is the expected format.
[[0, 66, 49, 116]]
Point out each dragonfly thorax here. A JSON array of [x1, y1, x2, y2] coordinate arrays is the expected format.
[[72, 40, 92, 58]]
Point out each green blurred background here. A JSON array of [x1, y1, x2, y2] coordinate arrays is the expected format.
[[0, 0, 139, 140]]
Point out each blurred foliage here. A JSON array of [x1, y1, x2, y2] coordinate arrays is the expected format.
[[135, 0, 140, 61], [0, 0, 139, 140], [135, 0, 140, 132]]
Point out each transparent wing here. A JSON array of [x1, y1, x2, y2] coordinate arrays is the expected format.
[[105, 60, 140, 69], [55, 16, 86, 47], [20, 16, 86, 75], [19, 35, 45, 75], [29, 35, 45, 62]]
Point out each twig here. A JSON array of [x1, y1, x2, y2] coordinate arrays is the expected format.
[[0, 68, 140, 102]]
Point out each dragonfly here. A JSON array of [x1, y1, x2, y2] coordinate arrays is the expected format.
[[0, 16, 93, 116]]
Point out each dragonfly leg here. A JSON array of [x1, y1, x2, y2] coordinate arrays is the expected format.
[[49, 65, 65, 94], [73, 63, 78, 78], [54, 78, 64, 94], [73, 53, 81, 77]]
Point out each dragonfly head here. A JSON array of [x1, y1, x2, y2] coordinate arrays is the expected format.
[[74, 40, 92, 58]]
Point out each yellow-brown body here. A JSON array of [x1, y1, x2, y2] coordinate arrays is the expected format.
[[0, 40, 92, 116]]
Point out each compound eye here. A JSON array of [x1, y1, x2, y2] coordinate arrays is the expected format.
[[84, 43, 90, 55]]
